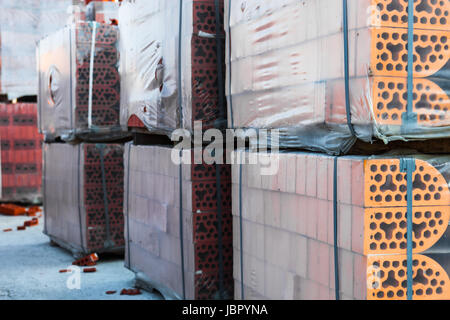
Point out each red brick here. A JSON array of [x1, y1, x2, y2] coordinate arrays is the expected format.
[[317, 157, 328, 200], [306, 197, 318, 239], [351, 206, 365, 255], [285, 154, 297, 193], [319, 284, 332, 300], [298, 278, 320, 300], [308, 240, 330, 287], [296, 196, 308, 235], [264, 190, 281, 228], [338, 204, 352, 251], [338, 249, 354, 297], [337, 158, 352, 205], [306, 156, 317, 197], [288, 233, 308, 278], [353, 254, 367, 300], [295, 154, 306, 195], [351, 159, 365, 207], [280, 193, 298, 233], [327, 157, 335, 201], [316, 199, 329, 243]]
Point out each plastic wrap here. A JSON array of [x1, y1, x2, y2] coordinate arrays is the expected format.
[[119, 0, 226, 136], [0, 103, 42, 203], [232, 149, 450, 300], [85, 1, 120, 23], [226, 0, 450, 155], [124, 143, 233, 299], [0, 0, 78, 98], [37, 22, 127, 142], [43, 142, 124, 255]]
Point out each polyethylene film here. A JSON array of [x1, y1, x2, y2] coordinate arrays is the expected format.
[[226, 0, 450, 155], [37, 22, 125, 142], [119, 0, 225, 136]]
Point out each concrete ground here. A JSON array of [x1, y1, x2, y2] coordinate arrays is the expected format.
[[0, 214, 162, 300]]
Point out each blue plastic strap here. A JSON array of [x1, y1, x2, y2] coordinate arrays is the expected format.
[[97, 144, 113, 249], [342, 0, 357, 138], [333, 157, 340, 300], [239, 162, 244, 299], [177, 0, 184, 126], [214, 161, 226, 299], [125, 143, 132, 268], [77, 144, 85, 253], [227, 0, 234, 128], [179, 149, 186, 299], [401, 158, 416, 301], [215, 0, 226, 126]]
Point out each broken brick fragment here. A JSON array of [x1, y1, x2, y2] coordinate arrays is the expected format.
[[83, 268, 97, 273], [72, 253, 99, 266], [106, 291, 117, 295], [0, 204, 27, 216], [3, 229, 12, 232], [120, 289, 142, 296]]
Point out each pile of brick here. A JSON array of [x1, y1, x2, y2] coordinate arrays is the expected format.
[[44, 143, 125, 255], [124, 145, 233, 299], [0, 103, 42, 203], [227, 0, 450, 154], [38, 11, 127, 257], [118, 0, 232, 299], [232, 151, 450, 300], [38, 21, 125, 142]]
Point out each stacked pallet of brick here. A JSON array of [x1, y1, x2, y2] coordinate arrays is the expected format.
[[38, 19, 128, 255], [43, 143, 125, 256], [124, 144, 232, 299], [232, 150, 450, 300], [38, 21, 127, 142], [119, 0, 226, 135], [0, 103, 42, 203], [119, 0, 232, 299], [226, 0, 450, 154]]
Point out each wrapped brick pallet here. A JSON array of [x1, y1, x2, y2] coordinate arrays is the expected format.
[[37, 22, 127, 142], [233, 150, 450, 300], [0, 103, 43, 203], [43, 143, 125, 256], [226, 0, 450, 154], [124, 144, 233, 299], [119, 0, 226, 135]]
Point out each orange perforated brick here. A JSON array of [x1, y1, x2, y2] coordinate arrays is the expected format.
[[367, 254, 450, 300], [370, 28, 449, 78], [364, 206, 450, 255], [372, 77, 450, 126], [364, 159, 450, 208], [372, 0, 450, 31]]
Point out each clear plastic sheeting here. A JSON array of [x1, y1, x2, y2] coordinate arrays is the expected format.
[[0, 0, 79, 98], [86, 1, 120, 23], [37, 22, 127, 142], [225, 0, 450, 155], [119, 0, 225, 136]]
